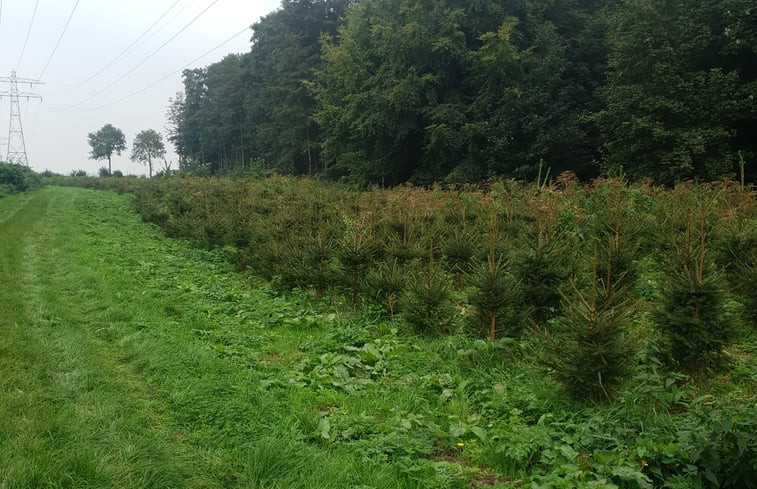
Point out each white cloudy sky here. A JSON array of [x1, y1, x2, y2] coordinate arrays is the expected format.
[[0, 0, 281, 175]]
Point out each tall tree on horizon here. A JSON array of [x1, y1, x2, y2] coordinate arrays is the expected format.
[[87, 124, 126, 176], [165, 91, 185, 171], [131, 129, 166, 178], [245, 0, 355, 176]]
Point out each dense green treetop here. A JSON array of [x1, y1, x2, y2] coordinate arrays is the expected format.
[[599, 0, 757, 184], [131, 129, 166, 178], [87, 124, 126, 176], [245, 0, 354, 176], [169, 0, 755, 185]]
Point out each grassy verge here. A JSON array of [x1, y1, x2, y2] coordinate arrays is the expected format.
[[1, 187, 755, 488]]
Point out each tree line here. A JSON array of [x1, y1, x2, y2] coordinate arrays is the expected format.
[[165, 0, 756, 185], [87, 124, 167, 177]]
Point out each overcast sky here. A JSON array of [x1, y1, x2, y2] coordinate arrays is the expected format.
[[0, 0, 281, 175]]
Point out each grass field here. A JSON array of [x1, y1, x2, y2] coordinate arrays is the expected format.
[[1, 187, 755, 488]]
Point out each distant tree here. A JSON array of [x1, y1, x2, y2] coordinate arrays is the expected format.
[[131, 129, 166, 178], [165, 91, 185, 170], [245, 0, 353, 176], [87, 124, 126, 175], [172, 1, 354, 176]]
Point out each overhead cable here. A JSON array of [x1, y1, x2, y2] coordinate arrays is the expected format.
[[17, 0, 41, 70], [128, 0, 199, 58], [59, 0, 222, 110], [38, 0, 81, 80], [54, 0, 182, 94], [66, 25, 250, 113]]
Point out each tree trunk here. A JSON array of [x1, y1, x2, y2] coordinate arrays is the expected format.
[[306, 129, 313, 177], [490, 312, 496, 342]]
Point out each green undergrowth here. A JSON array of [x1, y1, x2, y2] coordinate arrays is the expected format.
[[0, 162, 42, 198], [1, 187, 756, 488]]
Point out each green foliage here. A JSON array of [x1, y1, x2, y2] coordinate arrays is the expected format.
[[130, 129, 166, 178], [587, 179, 649, 292], [179, 55, 247, 173], [512, 196, 575, 326], [0, 163, 41, 197], [5, 186, 757, 488], [467, 208, 523, 341], [716, 190, 757, 327], [542, 277, 634, 403], [365, 259, 406, 318], [245, 0, 352, 176], [636, 403, 757, 488], [599, 0, 756, 184], [337, 213, 378, 302], [87, 123, 126, 175], [655, 188, 739, 373], [441, 228, 477, 284], [312, 0, 608, 184], [656, 264, 736, 374], [174, 1, 353, 175], [400, 260, 456, 335], [468, 256, 522, 340], [162, 0, 756, 184]]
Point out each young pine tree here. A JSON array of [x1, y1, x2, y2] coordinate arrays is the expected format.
[[468, 215, 523, 340], [655, 192, 737, 374], [512, 195, 573, 326], [400, 243, 456, 335], [542, 242, 634, 403]]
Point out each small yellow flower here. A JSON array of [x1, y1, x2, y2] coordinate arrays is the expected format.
[[456, 442, 465, 448]]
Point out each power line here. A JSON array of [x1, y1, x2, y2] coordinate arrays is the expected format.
[[17, 0, 41, 70], [38, 0, 81, 80], [59, 0, 223, 111], [127, 0, 199, 59], [55, 0, 182, 94], [68, 25, 251, 113]]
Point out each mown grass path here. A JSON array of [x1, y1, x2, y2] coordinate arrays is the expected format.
[[0, 187, 432, 489], [0, 188, 213, 488], [0, 188, 326, 488]]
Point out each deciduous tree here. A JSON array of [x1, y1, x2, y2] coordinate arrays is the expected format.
[[599, 0, 756, 183], [131, 129, 166, 178], [87, 124, 126, 175]]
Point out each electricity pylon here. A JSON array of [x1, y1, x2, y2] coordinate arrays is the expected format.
[[0, 71, 43, 166]]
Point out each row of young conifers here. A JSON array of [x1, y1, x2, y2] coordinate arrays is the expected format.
[[66, 175, 756, 402]]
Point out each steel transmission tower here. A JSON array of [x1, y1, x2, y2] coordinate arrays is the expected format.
[[0, 71, 43, 166]]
